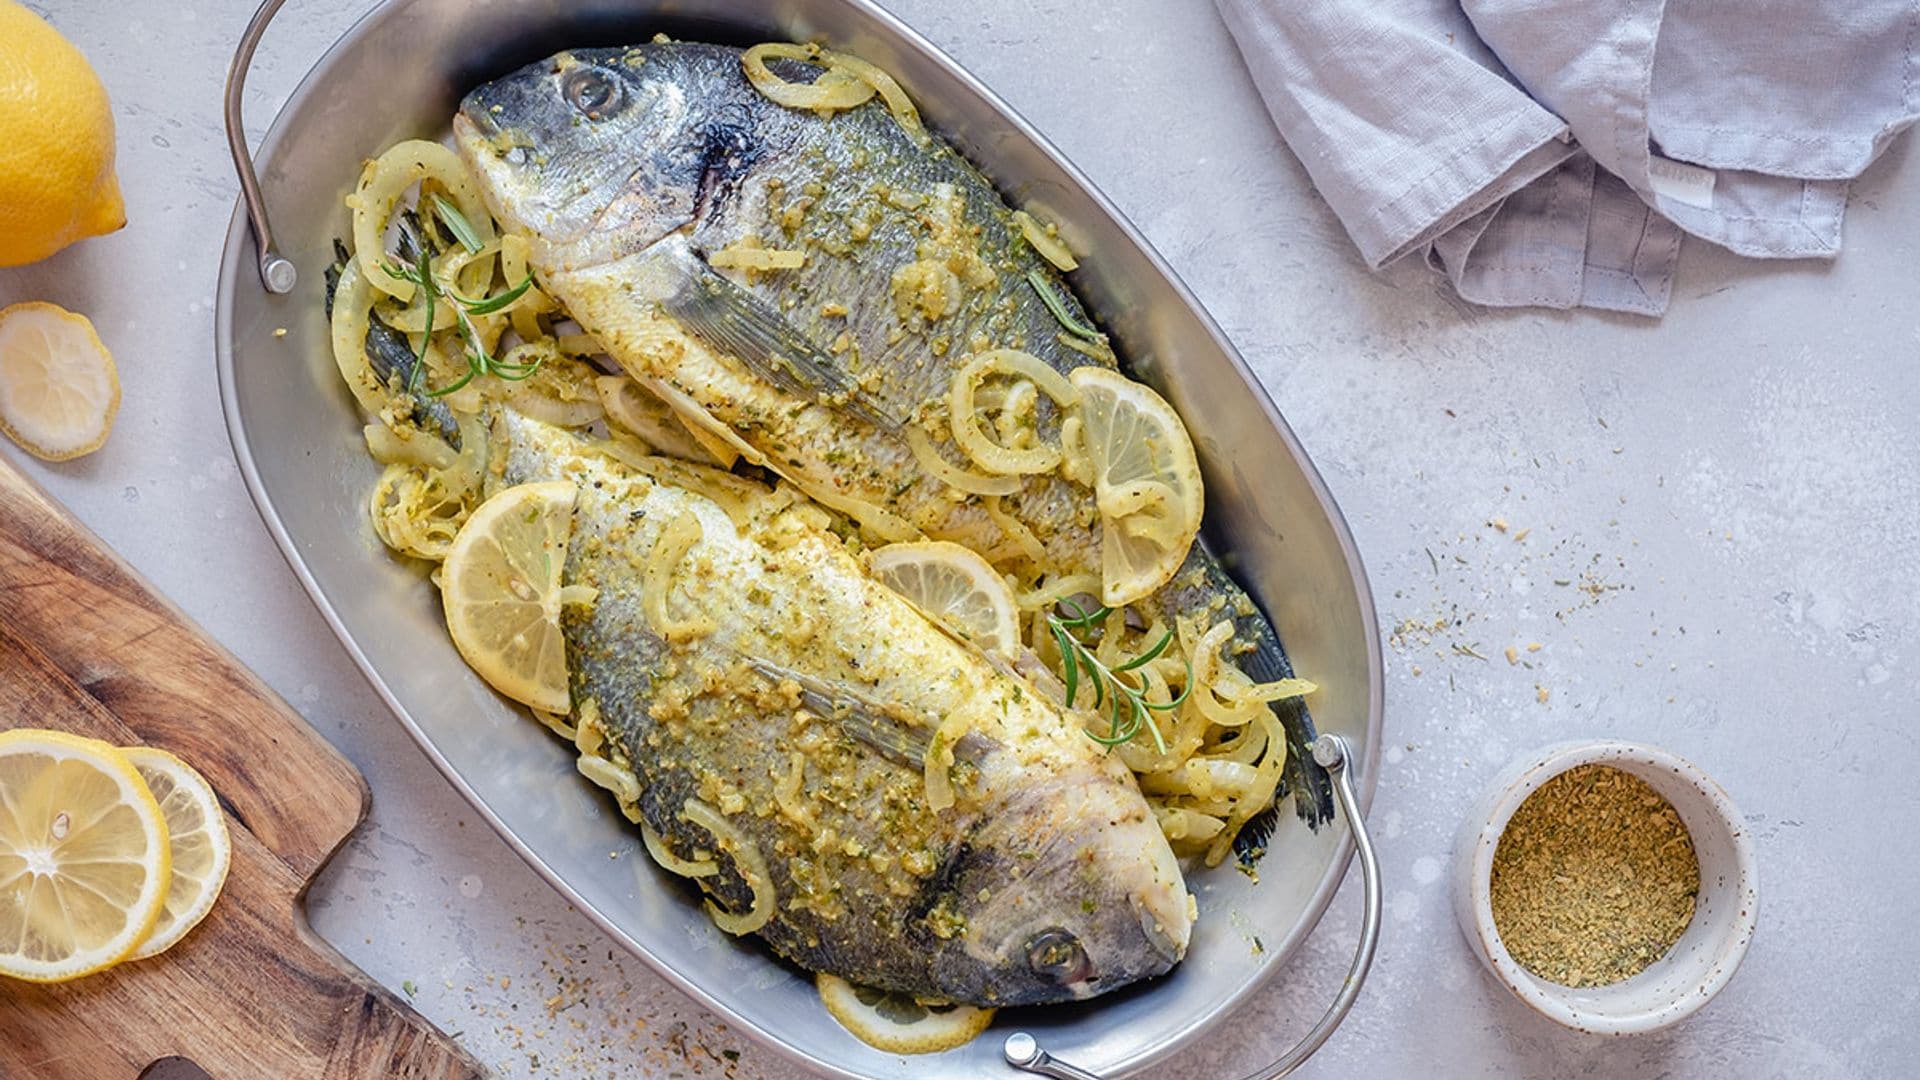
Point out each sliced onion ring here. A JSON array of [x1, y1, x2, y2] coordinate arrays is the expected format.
[[947, 350, 1079, 476]]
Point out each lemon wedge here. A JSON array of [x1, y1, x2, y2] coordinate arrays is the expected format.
[[1066, 367, 1204, 607], [441, 480, 596, 711], [122, 747, 231, 961], [868, 540, 1020, 658], [816, 972, 996, 1055], [0, 729, 170, 983], [0, 302, 120, 462]]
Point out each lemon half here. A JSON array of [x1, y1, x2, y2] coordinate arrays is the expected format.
[[0, 729, 170, 983], [868, 540, 1020, 658], [441, 480, 596, 711], [816, 972, 996, 1055], [123, 748, 231, 961], [1067, 368, 1204, 607]]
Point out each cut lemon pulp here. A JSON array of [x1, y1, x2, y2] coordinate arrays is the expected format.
[[868, 540, 1020, 658], [441, 480, 597, 711], [0, 302, 120, 461], [122, 747, 230, 961], [1066, 367, 1204, 607], [0, 729, 170, 983], [816, 972, 996, 1054]]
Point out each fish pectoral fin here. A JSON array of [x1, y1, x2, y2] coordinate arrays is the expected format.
[[746, 658, 935, 767], [641, 235, 901, 430]]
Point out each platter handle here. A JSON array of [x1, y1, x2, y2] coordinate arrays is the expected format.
[[224, 0, 299, 294], [1005, 733, 1381, 1080]]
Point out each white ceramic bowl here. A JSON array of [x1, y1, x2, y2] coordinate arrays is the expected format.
[[1452, 740, 1759, 1035]]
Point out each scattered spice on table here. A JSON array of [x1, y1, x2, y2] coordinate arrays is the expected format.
[[1490, 764, 1699, 987]]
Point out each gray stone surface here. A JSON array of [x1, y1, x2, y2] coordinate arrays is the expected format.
[[4, 0, 1916, 1075]]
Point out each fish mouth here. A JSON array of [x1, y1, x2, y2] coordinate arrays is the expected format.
[[455, 101, 499, 139], [1132, 895, 1187, 970]]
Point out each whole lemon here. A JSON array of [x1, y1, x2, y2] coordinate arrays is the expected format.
[[0, 1, 124, 267]]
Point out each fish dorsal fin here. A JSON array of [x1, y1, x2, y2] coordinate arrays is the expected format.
[[746, 658, 994, 772], [636, 235, 901, 430], [746, 658, 932, 766]]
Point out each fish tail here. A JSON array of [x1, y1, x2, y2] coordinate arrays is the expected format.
[[1162, 548, 1337, 854], [1231, 625, 1337, 854]]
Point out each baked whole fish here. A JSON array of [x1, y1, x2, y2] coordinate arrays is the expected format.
[[453, 42, 1333, 847], [487, 408, 1189, 1005]]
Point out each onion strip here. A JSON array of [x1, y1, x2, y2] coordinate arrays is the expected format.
[[348, 140, 494, 302], [683, 798, 775, 935], [643, 510, 717, 643], [642, 823, 719, 879], [924, 702, 976, 812], [363, 422, 454, 470], [742, 43, 876, 112], [1224, 676, 1319, 703], [329, 260, 392, 417], [983, 494, 1047, 565], [906, 427, 1022, 496], [500, 233, 551, 342], [576, 754, 642, 805], [1013, 210, 1079, 271], [639, 376, 755, 469], [1013, 573, 1101, 611], [773, 751, 814, 827], [1186, 619, 1266, 728], [1205, 710, 1288, 867], [821, 49, 926, 142], [710, 243, 807, 271], [788, 476, 920, 543], [948, 351, 1080, 475]]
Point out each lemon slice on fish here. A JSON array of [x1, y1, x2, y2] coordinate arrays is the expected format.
[[816, 973, 996, 1054], [123, 747, 231, 961], [441, 480, 597, 712], [868, 540, 1020, 658], [0, 729, 171, 983], [0, 302, 120, 462], [1067, 368, 1204, 608]]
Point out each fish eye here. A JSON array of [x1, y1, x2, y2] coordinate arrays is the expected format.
[[1025, 928, 1090, 985], [563, 68, 620, 120]]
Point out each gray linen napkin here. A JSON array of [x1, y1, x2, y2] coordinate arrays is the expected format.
[[1216, 0, 1920, 315]]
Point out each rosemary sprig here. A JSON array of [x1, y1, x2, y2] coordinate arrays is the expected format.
[[430, 192, 485, 254], [1046, 600, 1190, 753], [1027, 270, 1103, 342], [400, 247, 434, 395], [382, 260, 541, 398]]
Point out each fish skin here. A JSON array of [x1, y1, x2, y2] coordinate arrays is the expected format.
[[455, 43, 1332, 833], [488, 408, 1190, 1006], [325, 239, 462, 448]]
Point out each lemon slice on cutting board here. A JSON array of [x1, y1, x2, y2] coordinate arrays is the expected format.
[[868, 540, 1020, 658], [816, 972, 996, 1054], [441, 480, 597, 712], [0, 302, 120, 462], [122, 747, 231, 961], [0, 729, 170, 983], [1066, 367, 1203, 608]]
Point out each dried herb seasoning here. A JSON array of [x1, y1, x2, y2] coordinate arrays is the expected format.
[[1489, 764, 1700, 987]]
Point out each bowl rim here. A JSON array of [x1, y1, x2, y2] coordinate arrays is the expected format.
[[1455, 739, 1760, 1036], [214, 0, 1388, 1073]]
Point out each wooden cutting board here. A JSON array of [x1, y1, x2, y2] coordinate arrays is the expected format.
[[0, 456, 483, 1079]]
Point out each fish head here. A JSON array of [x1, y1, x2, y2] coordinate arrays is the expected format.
[[938, 759, 1192, 1005], [455, 45, 750, 270]]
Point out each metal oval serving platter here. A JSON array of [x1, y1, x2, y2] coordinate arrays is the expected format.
[[215, 0, 1384, 1075]]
